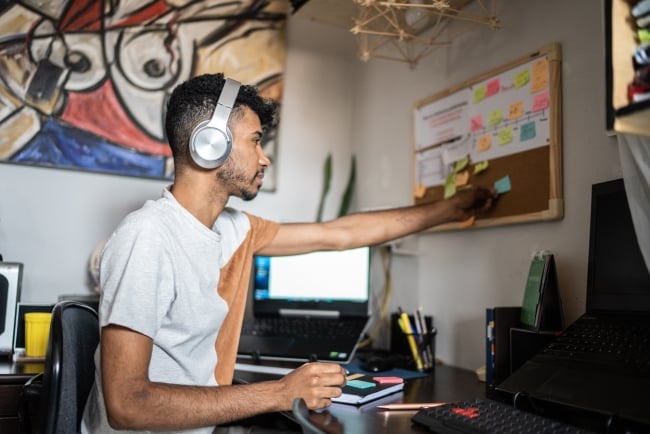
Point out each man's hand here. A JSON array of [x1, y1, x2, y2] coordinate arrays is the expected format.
[[448, 186, 498, 221], [279, 362, 347, 410]]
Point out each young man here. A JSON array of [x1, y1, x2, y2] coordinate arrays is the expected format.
[[81, 73, 497, 433]]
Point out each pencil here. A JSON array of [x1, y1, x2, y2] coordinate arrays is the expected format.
[[376, 402, 445, 411]]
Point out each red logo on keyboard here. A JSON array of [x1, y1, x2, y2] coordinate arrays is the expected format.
[[451, 407, 480, 419]]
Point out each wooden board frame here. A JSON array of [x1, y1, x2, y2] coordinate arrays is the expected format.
[[412, 43, 563, 231]]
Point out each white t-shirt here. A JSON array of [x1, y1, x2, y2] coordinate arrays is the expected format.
[[81, 188, 278, 434]]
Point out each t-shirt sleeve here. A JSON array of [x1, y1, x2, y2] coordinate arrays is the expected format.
[[243, 212, 280, 252], [99, 219, 174, 338]]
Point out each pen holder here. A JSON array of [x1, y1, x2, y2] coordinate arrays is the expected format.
[[390, 313, 436, 371], [406, 328, 437, 372]]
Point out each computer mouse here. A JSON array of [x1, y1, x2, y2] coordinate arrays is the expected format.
[[360, 357, 393, 373]]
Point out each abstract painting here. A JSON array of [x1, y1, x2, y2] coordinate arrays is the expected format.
[[0, 0, 287, 189]]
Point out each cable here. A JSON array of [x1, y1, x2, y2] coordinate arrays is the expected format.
[[358, 245, 393, 348]]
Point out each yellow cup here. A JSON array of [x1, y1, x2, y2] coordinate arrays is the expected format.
[[24, 312, 52, 358]]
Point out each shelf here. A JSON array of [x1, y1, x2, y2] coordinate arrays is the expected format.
[[615, 100, 650, 137], [608, 0, 650, 137]]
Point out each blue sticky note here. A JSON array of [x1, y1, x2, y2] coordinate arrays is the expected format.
[[347, 379, 375, 389], [520, 121, 536, 141], [494, 175, 512, 194]]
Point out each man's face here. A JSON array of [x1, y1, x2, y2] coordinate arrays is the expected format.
[[216, 106, 270, 200]]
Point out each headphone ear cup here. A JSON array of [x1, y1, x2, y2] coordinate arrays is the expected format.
[[188, 78, 240, 169], [189, 120, 232, 169]]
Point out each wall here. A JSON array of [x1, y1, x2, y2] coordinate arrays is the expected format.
[[0, 0, 622, 372], [0, 19, 358, 303], [348, 0, 622, 371]]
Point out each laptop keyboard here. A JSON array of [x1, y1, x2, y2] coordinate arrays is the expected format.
[[540, 315, 650, 372], [411, 398, 594, 433], [241, 317, 367, 340]]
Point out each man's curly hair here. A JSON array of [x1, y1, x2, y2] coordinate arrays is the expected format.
[[165, 73, 277, 169]]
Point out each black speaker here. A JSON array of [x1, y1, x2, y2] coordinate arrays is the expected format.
[[189, 78, 241, 169], [0, 262, 23, 354]]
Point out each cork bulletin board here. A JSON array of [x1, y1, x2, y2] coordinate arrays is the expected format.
[[412, 43, 563, 231]]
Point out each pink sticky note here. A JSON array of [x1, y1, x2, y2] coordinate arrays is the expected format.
[[470, 115, 483, 132], [532, 92, 549, 112], [486, 78, 500, 97], [373, 376, 404, 384]]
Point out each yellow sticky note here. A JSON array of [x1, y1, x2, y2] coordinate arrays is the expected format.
[[531, 58, 549, 93], [474, 160, 489, 174], [477, 134, 492, 152], [458, 215, 475, 229], [414, 184, 427, 198], [508, 101, 524, 120], [455, 170, 470, 186]]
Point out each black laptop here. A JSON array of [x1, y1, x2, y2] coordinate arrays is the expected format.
[[497, 178, 650, 426], [237, 246, 372, 364]]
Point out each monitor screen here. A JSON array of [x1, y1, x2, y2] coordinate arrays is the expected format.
[[253, 247, 370, 302], [587, 178, 650, 312]]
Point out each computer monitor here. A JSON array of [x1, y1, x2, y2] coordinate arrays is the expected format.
[[251, 246, 371, 317], [586, 178, 650, 312]]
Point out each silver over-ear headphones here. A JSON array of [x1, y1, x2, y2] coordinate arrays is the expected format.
[[189, 78, 241, 169]]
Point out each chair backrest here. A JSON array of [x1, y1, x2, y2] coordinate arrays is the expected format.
[[291, 398, 328, 434], [39, 301, 99, 434]]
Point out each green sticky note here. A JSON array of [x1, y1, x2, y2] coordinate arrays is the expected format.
[[488, 109, 503, 127], [348, 379, 375, 389], [454, 155, 470, 173], [444, 173, 457, 198], [474, 161, 489, 175], [473, 86, 487, 103], [498, 127, 513, 145], [494, 175, 511, 194], [514, 68, 530, 88]]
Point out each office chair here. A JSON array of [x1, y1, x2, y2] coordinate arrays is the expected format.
[[22, 301, 99, 434], [291, 398, 328, 434]]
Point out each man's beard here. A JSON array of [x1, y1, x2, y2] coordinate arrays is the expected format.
[[216, 163, 262, 201]]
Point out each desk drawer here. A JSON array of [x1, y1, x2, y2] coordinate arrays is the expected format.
[[0, 384, 23, 416], [0, 416, 21, 434]]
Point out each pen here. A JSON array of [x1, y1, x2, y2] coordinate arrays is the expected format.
[[376, 402, 446, 411], [398, 308, 424, 371]]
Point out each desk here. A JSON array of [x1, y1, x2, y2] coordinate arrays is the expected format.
[[234, 364, 485, 433], [1, 358, 483, 434], [0, 358, 42, 434]]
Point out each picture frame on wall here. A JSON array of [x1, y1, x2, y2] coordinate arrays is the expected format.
[[0, 1, 288, 191]]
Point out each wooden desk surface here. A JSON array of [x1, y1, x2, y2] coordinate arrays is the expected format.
[[234, 364, 485, 433]]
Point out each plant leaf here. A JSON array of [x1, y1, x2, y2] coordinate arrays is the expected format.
[[337, 155, 356, 217], [316, 153, 333, 222]]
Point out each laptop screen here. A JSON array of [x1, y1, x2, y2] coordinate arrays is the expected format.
[[252, 247, 370, 317], [586, 178, 650, 312]]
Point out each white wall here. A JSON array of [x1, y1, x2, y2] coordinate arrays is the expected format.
[[348, 0, 622, 371], [0, 19, 358, 304], [0, 0, 622, 372]]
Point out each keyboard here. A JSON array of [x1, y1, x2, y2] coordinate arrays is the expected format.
[[540, 315, 650, 372], [241, 317, 367, 340], [411, 398, 594, 433]]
